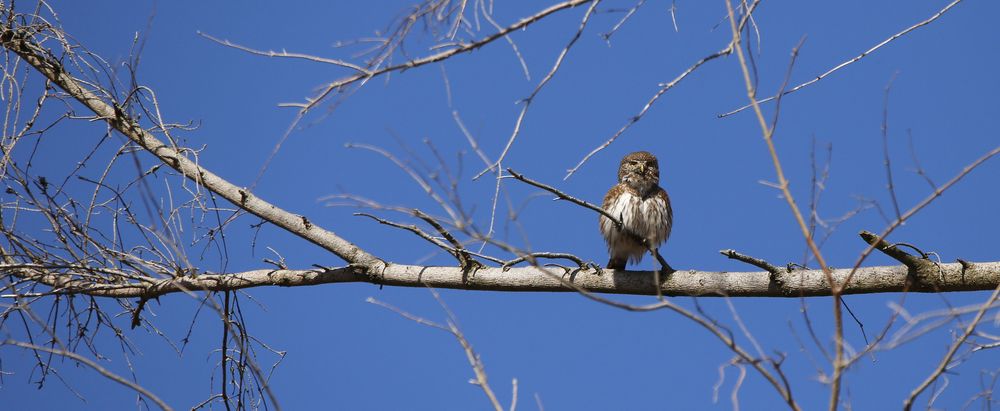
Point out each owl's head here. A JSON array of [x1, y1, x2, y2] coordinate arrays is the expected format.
[[617, 151, 660, 193]]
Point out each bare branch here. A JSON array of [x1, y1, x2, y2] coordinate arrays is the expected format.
[[881, 72, 903, 220], [551, 271, 801, 410], [843, 144, 1000, 287], [2, 340, 173, 411], [902, 284, 1000, 410], [5, 258, 999, 299], [476, 0, 601, 179], [722, 3, 842, 407], [296, 0, 596, 113], [0, 23, 383, 268], [600, 0, 647, 43], [507, 168, 621, 228], [501, 252, 594, 271], [718, 0, 966, 118], [197, 31, 371, 74], [355, 213, 463, 264], [369, 291, 505, 411], [858, 231, 928, 271], [565, 0, 761, 179]]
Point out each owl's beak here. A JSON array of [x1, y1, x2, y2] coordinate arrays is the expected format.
[[638, 163, 646, 174]]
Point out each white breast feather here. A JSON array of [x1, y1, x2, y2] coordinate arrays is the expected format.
[[600, 191, 671, 263]]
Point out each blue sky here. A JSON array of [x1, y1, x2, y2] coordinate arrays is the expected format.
[[4, 0, 1000, 409]]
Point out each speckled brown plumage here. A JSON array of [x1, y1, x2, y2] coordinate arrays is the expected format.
[[600, 151, 672, 270]]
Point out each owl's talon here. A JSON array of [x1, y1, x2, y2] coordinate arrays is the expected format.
[[572, 259, 597, 272], [786, 262, 808, 272], [651, 248, 675, 274], [461, 259, 484, 276], [588, 262, 603, 274]]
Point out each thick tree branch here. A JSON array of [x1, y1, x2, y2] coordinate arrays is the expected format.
[[8, 259, 999, 300], [0, 25, 383, 269]]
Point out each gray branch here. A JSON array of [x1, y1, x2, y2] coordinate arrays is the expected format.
[[0, 24, 383, 269], [8, 259, 999, 299]]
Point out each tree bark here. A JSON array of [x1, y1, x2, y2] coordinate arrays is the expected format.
[[10, 260, 999, 299]]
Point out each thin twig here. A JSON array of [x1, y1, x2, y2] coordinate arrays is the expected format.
[[506, 168, 622, 228], [197, 32, 370, 74], [293, 0, 596, 113], [565, 0, 761, 179], [346, 143, 460, 223], [355, 212, 462, 261], [600, 0, 647, 43], [881, 72, 902, 220], [368, 291, 505, 411], [842, 144, 1000, 288], [501, 252, 593, 270], [724, 3, 819, 409], [473, 0, 601, 239], [718, 0, 966, 118], [535, 266, 801, 410], [902, 284, 1000, 410], [3, 340, 173, 411]]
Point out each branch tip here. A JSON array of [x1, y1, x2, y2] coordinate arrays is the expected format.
[[859, 230, 925, 269]]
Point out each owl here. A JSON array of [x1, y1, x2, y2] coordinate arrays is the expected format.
[[600, 151, 673, 270]]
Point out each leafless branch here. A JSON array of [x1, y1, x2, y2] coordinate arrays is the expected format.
[[600, 0, 647, 43], [0, 22, 383, 270], [197, 32, 371, 74], [2, 339, 172, 411], [902, 284, 1000, 410], [881, 72, 902, 220], [722, 3, 840, 407], [476, 0, 601, 179], [291, 0, 596, 113], [718, 0, 966, 118], [506, 168, 622, 228], [843, 144, 1000, 287], [564, 0, 761, 179], [368, 290, 506, 411]]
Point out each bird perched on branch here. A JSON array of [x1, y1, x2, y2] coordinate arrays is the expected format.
[[600, 151, 673, 271]]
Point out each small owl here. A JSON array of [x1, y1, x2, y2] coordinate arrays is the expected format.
[[600, 151, 673, 270]]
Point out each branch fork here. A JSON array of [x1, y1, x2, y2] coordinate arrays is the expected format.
[[721, 249, 793, 295], [859, 230, 943, 289]]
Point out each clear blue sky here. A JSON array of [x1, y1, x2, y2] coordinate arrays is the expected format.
[[4, 0, 1000, 409]]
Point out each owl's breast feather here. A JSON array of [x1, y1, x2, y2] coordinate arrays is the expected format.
[[602, 190, 671, 246]]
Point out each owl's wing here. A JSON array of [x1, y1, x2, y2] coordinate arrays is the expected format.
[[654, 186, 673, 238], [599, 184, 624, 233], [602, 184, 624, 209]]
